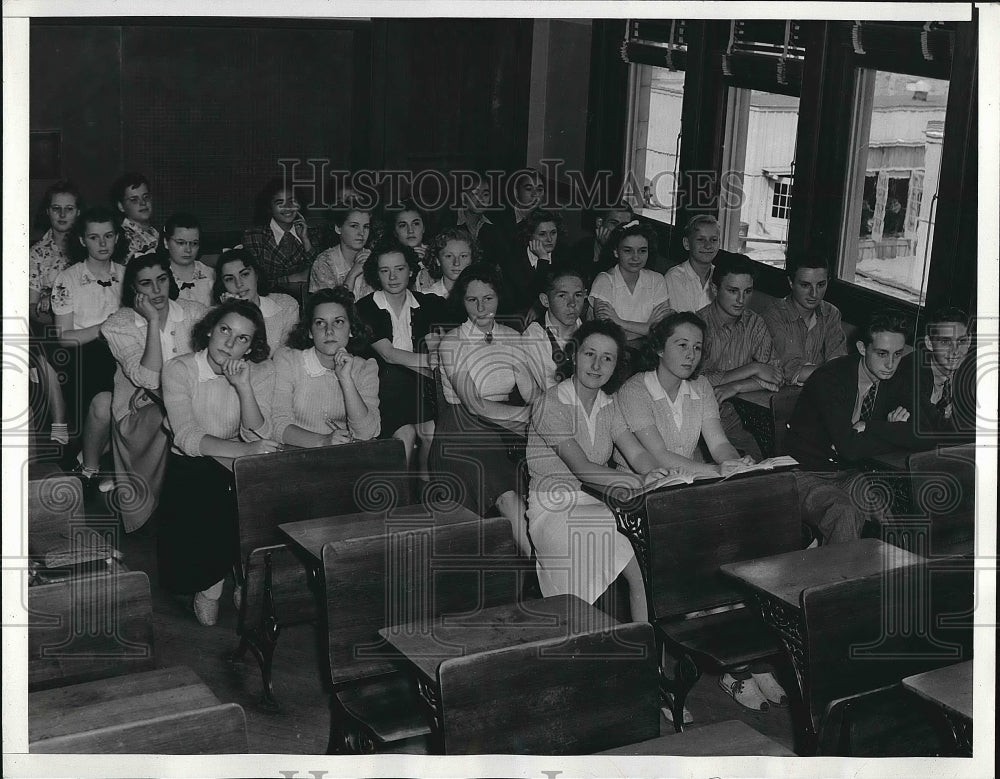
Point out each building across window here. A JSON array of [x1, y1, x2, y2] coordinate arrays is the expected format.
[[770, 177, 792, 220], [839, 70, 949, 305], [719, 88, 800, 269], [625, 63, 685, 224]]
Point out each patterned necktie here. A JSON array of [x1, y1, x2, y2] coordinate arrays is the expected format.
[[859, 382, 879, 423], [545, 327, 572, 381], [938, 378, 953, 418]]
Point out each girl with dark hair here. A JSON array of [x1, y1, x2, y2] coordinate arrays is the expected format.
[[385, 200, 434, 292], [29, 180, 81, 445], [590, 221, 670, 338], [430, 262, 539, 521], [499, 208, 569, 326], [101, 253, 207, 531], [160, 299, 278, 626], [214, 248, 299, 352], [162, 212, 214, 308], [355, 243, 442, 472], [309, 203, 373, 299], [272, 287, 380, 447], [616, 311, 752, 478], [242, 177, 321, 291], [52, 206, 126, 488], [526, 319, 668, 620]]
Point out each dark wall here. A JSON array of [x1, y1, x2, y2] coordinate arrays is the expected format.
[[30, 18, 535, 241], [30, 24, 122, 220], [30, 20, 367, 240], [368, 18, 533, 198]]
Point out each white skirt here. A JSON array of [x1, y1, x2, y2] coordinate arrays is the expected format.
[[527, 489, 636, 605]]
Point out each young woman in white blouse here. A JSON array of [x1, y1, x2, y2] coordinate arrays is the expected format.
[[213, 248, 299, 352], [102, 252, 207, 531], [431, 262, 539, 527], [51, 206, 126, 489], [354, 243, 442, 473], [590, 221, 671, 338], [271, 287, 380, 447], [162, 212, 214, 308], [160, 299, 279, 626], [527, 319, 668, 621]]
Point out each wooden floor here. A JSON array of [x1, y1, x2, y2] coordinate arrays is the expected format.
[[92, 492, 800, 755]]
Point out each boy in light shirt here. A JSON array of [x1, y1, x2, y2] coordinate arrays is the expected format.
[[521, 267, 586, 390]]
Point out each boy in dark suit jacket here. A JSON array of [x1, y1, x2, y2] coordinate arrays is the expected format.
[[785, 310, 915, 543], [897, 306, 975, 446]]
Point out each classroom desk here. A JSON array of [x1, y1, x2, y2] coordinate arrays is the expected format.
[[728, 386, 804, 459], [278, 501, 479, 572], [28, 525, 126, 585], [729, 388, 775, 457], [379, 594, 615, 734], [721, 539, 925, 747], [596, 719, 795, 756], [586, 463, 799, 604], [902, 660, 973, 756]]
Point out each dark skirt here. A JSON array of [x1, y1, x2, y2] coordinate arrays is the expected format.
[[157, 453, 238, 594], [427, 402, 524, 515], [63, 337, 116, 429], [377, 362, 436, 438]]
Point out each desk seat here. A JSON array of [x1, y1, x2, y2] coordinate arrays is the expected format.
[[657, 606, 784, 668], [337, 673, 432, 744], [30, 666, 248, 753], [597, 719, 795, 756]]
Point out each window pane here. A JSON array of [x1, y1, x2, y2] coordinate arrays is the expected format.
[[719, 89, 800, 269], [627, 63, 684, 224], [839, 70, 949, 305]]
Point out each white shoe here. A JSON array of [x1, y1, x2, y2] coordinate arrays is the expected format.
[[751, 671, 789, 706], [193, 591, 220, 626], [719, 673, 769, 711]]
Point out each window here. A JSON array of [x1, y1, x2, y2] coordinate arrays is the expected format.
[[719, 88, 800, 269], [625, 63, 684, 224], [770, 178, 792, 219], [838, 70, 950, 305]]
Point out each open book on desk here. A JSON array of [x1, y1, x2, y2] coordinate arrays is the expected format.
[[719, 455, 799, 481]]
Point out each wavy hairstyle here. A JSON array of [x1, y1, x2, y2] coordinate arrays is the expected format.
[[515, 208, 566, 251], [121, 251, 180, 309], [362, 240, 422, 291], [212, 247, 272, 302], [191, 298, 270, 363], [607, 220, 658, 262], [68, 206, 127, 264], [566, 319, 630, 394], [448, 261, 504, 312], [425, 226, 481, 281], [644, 311, 707, 379], [287, 286, 371, 353]]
